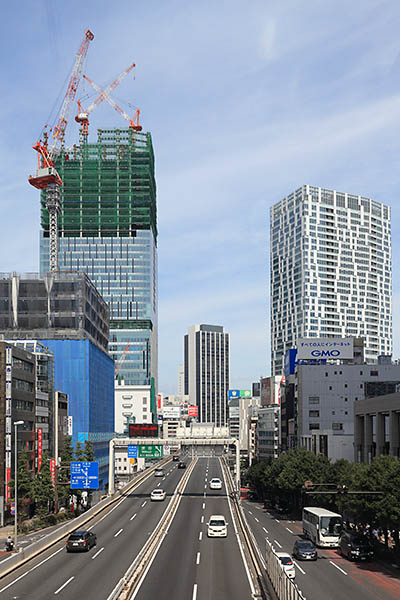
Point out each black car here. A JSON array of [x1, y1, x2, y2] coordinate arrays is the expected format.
[[338, 531, 374, 561], [172, 456, 179, 462], [178, 461, 186, 469], [293, 539, 318, 561], [66, 530, 97, 552]]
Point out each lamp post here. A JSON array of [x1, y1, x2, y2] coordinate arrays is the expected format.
[[13, 421, 24, 552]]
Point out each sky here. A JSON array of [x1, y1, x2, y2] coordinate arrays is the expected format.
[[1, 0, 400, 394]]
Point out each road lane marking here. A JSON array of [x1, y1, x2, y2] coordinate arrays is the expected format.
[[92, 547, 104, 560], [114, 528, 123, 537], [263, 527, 268, 534], [248, 510, 253, 515], [141, 501, 147, 507], [274, 540, 282, 548], [255, 518, 259, 523], [162, 477, 166, 481], [201, 515, 204, 523], [54, 577, 74, 595], [255, 506, 261, 509], [130, 513, 137, 521], [293, 560, 306, 575], [202, 503, 205, 509], [275, 519, 280, 523], [199, 532, 203, 541], [192, 583, 198, 600], [196, 552, 200, 564], [0, 547, 63, 592], [329, 560, 347, 575], [286, 527, 294, 533], [203, 492, 206, 497]]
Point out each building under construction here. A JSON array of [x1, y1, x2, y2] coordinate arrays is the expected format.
[[39, 127, 158, 413]]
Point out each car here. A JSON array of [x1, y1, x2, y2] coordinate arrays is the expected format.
[[338, 531, 374, 561], [292, 540, 318, 561], [150, 489, 166, 501], [209, 478, 222, 490], [207, 515, 228, 538], [172, 456, 179, 462], [276, 552, 296, 579], [178, 461, 186, 469], [154, 467, 164, 477], [66, 530, 97, 552]]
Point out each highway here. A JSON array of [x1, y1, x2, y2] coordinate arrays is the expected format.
[[0, 458, 253, 600], [243, 498, 400, 600]]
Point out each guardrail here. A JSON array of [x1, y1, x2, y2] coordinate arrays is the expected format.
[[0, 458, 171, 580], [107, 458, 198, 600], [265, 540, 306, 600]]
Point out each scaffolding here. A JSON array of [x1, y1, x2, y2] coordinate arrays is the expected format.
[[40, 128, 157, 242]]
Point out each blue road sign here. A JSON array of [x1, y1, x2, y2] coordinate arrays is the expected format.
[[70, 461, 99, 489], [127, 445, 138, 458]]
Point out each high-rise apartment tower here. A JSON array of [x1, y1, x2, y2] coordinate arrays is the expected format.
[[270, 185, 392, 375], [40, 128, 158, 401], [184, 324, 230, 426]]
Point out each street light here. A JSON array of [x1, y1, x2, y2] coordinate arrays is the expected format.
[[13, 421, 24, 552]]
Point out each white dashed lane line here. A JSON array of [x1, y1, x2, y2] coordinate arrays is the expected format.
[[263, 527, 268, 534], [255, 518, 259, 523], [54, 577, 74, 595], [201, 516, 204, 523], [330, 560, 347, 575], [130, 513, 137, 521], [275, 519, 280, 523], [286, 527, 293, 534], [274, 540, 282, 548], [202, 503, 205, 509], [293, 560, 306, 575], [92, 547, 104, 560], [114, 528, 123, 537], [196, 552, 201, 564], [141, 501, 147, 507], [199, 532, 203, 541], [192, 583, 198, 600], [0, 548, 64, 593]]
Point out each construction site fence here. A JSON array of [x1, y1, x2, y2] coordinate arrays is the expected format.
[[265, 539, 307, 600]]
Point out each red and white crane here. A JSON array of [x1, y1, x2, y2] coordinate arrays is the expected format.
[[83, 74, 142, 133], [76, 62, 136, 137], [28, 29, 94, 272]]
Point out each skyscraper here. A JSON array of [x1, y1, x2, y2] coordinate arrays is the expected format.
[[184, 324, 230, 426], [40, 128, 158, 405], [270, 185, 392, 375]]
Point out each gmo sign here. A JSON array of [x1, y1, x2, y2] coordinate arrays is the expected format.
[[297, 338, 354, 360], [310, 349, 340, 357]]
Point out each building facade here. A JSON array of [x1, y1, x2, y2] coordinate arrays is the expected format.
[[39, 128, 158, 392], [114, 380, 153, 435], [270, 185, 392, 375], [354, 392, 400, 463], [256, 405, 281, 460], [0, 272, 114, 488], [184, 324, 230, 426]]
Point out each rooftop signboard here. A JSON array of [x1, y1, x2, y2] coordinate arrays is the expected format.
[[297, 338, 354, 360]]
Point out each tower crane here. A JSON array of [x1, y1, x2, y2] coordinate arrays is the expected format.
[[83, 74, 142, 133], [28, 29, 94, 272], [75, 62, 136, 138], [115, 344, 131, 378]]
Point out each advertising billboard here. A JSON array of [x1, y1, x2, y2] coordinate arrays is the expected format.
[[163, 406, 181, 420], [297, 338, 354, 360], [188, 405, 198, 417], [129, 424, 159, 438], [228, 390, 252, 400]]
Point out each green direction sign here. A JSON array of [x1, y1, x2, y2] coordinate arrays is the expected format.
[[138, 445, 163, 458]]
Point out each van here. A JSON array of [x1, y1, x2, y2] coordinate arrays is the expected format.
[[338, 531, 374, 561]]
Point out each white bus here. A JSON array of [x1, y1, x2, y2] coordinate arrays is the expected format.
[[302, 507, 342, 548]]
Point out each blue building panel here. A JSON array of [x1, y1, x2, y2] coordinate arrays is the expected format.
[[41, 339, 114, 488]]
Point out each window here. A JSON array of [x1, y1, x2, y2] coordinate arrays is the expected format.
[[309, 423, 320, 430], [309, 410, 320, 417], [344, 384, 347, 388], [332, 423, 343, 431], [370, 371, 378, 376], [309, 396, 320, 405], [142, 398, 147, 404], [329, 386, 332, 390]]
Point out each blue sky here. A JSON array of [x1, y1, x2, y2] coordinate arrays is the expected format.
[[1, 0, 400, 393]]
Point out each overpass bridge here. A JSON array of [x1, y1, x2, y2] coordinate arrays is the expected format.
[[108, 437, 240, 494]]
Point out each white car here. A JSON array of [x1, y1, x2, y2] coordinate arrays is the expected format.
[[276, 552, 296, 579], [207, 515, 228, 538], [209, 478, 222, 490], [150, 489, 166, 502]]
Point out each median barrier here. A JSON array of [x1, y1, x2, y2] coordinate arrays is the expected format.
[[0, 458, 171, 580]]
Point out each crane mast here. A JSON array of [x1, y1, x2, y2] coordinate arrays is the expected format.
[[29, 29, 94, 272]]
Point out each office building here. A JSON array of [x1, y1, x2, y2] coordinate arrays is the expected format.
[[270, 185, 392, 375], [39, 128, 158, 400], [256, 405, 281, 460], [354, 392, 400, 462], [184, 324, 230, 426], [114, 379, 153, 435], [0, 272, 114, 487]]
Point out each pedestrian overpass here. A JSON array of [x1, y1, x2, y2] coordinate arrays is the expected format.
[[108, 437, 240, 494]]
